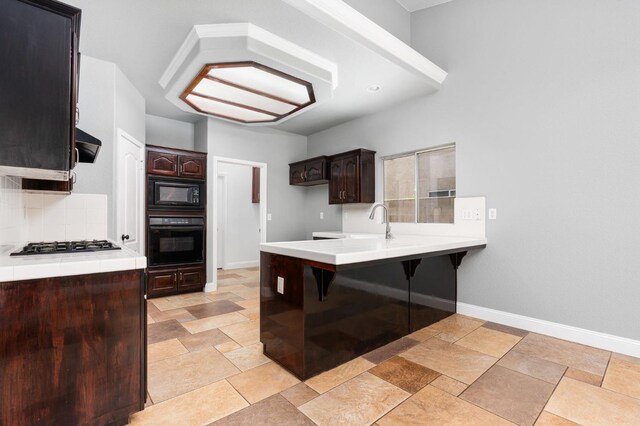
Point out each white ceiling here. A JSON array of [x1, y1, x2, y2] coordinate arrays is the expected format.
[[395, 0, 454, 13], [67, 0, 444, 135]]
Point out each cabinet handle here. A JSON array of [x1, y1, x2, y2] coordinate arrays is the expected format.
[[174, 273, 177, 282], [300, 171, 305, 181]]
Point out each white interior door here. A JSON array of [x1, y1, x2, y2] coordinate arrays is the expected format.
[[217, 175, 226, 269], [116, 129, 144, 253]]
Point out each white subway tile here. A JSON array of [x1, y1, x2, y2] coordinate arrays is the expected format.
[[25, 192, 43, 208], [86, 208, 107, 225], [64, 193, 86, 209], [65, 223, 86, 241], [43, 225, 66, 242]]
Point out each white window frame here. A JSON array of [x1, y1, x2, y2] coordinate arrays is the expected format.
[[382, 143, 456, 224]]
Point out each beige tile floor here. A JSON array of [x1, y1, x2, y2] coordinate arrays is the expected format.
[[130, 268, 640, 425]]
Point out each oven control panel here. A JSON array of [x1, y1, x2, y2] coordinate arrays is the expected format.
[[149, 217, 205, 226]]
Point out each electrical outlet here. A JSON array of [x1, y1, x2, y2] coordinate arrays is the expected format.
[[277, 276, 284, 294], [320, 212, 324, 220], [489, 208, 497, 220], [267, 213, 272, 221]]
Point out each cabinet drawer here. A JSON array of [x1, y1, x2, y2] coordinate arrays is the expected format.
[[147, 151, 178, 176], [179, 267, 205, 289], [178, 155, 205, 179], [147, 270, 177, 293]]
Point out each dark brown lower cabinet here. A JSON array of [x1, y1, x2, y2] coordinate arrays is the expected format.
[[147, 265, 205, 298], [260, 249, 478, 380], [0, 269, 146, 426]]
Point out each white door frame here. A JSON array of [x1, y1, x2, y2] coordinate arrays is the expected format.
[[216, 173, 228, 270], [208, 156, 267, 291], [115, 128, 145, 254]]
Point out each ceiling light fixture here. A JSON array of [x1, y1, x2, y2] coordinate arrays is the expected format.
[[367, 84, 381, 92], [180, 61, 316, 124]]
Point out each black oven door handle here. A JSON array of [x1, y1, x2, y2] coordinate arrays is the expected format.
[[149, 226, 204, 231]]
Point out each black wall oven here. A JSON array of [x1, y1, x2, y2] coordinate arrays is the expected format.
[[148, 177, 205, 210], [148, 217, 205, 267]]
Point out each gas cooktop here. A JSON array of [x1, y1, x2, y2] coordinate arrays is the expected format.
[[11, 240, 121, 256]]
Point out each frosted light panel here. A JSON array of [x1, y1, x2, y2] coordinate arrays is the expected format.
[[186, 94, 275, 122], [209, 67, 310, 104], [193, 79, 296, 115]]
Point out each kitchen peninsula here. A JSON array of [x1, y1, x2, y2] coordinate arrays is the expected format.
[[259, 235, 486, 380]]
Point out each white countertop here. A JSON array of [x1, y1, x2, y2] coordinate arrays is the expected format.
[[0, 243, 147, 283], [261, 234, 487, 265]]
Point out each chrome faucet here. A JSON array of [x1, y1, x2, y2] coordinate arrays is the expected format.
[[369, 203, 392, 239]]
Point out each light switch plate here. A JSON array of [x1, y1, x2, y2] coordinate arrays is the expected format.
[[320, 212, 324, 219], [462, 209, 472, 220], [277, 276, 284, 294], [267, 213, 272, 221]]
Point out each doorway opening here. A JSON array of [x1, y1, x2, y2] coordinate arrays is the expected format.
[[210, 157, 267, 291]]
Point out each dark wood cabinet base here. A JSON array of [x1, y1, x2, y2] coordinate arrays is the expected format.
[[0, 270, 146, 426], [260, 250, 466, 380]]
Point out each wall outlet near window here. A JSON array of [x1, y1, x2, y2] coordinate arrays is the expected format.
[[489, 208, 497, 220], [277, 276, 284, 294]]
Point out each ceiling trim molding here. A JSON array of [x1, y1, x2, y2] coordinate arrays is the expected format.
[[159, 23, 338, 91], [159, 22, 337, 127], [395, 0, 454, 13], [281, 0, 447, 86]]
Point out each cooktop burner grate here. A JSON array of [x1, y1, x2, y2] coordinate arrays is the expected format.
[[11, 240, 122, 256]]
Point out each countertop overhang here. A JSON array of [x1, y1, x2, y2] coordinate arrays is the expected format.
[[260, 234, 487, 265], [0, 243, 147, 283]]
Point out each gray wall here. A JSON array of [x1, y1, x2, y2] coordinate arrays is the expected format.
[[146, 115, 195, 151], [305, 0, 640, 340], [344, 0, 411, 44]]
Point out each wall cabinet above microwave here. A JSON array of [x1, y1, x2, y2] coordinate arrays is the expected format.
[[147, 146, 206, 179], [0, 0, 81, 182]]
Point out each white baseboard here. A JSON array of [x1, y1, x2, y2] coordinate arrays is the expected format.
[[223, 260, 259, 270], [457, 302, 640, 358], [204, 282, 216, 293]]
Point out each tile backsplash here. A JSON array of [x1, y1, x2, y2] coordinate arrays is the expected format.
[[24, 192, 108, 242], [0, 176, 25, 247]]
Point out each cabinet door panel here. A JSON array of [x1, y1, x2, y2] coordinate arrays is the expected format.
[[328, 159, 344, 204], [409, 256, 456, 332], [179, 267, 205, 290], [305, 159, 326, 182], [147, 270, 177, 293], [178, 155, 205, 179], [290, 163, 306, 185], [147, 152, 178, 176], [0, 1, 75, 173], [342, 155, 360, 203]]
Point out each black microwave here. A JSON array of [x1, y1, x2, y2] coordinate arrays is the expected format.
[[148, 177, 205, 210]]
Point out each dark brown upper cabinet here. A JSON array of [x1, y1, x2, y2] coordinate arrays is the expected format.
[[178, 155, 206, 179], [289, 156, 328, 186], [328, 149, 375, 205], [147, 146, 206, 179], [0, 0, 81, 183]]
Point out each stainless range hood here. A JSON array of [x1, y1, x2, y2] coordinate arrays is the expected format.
[[75, 127, 102, 163]]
